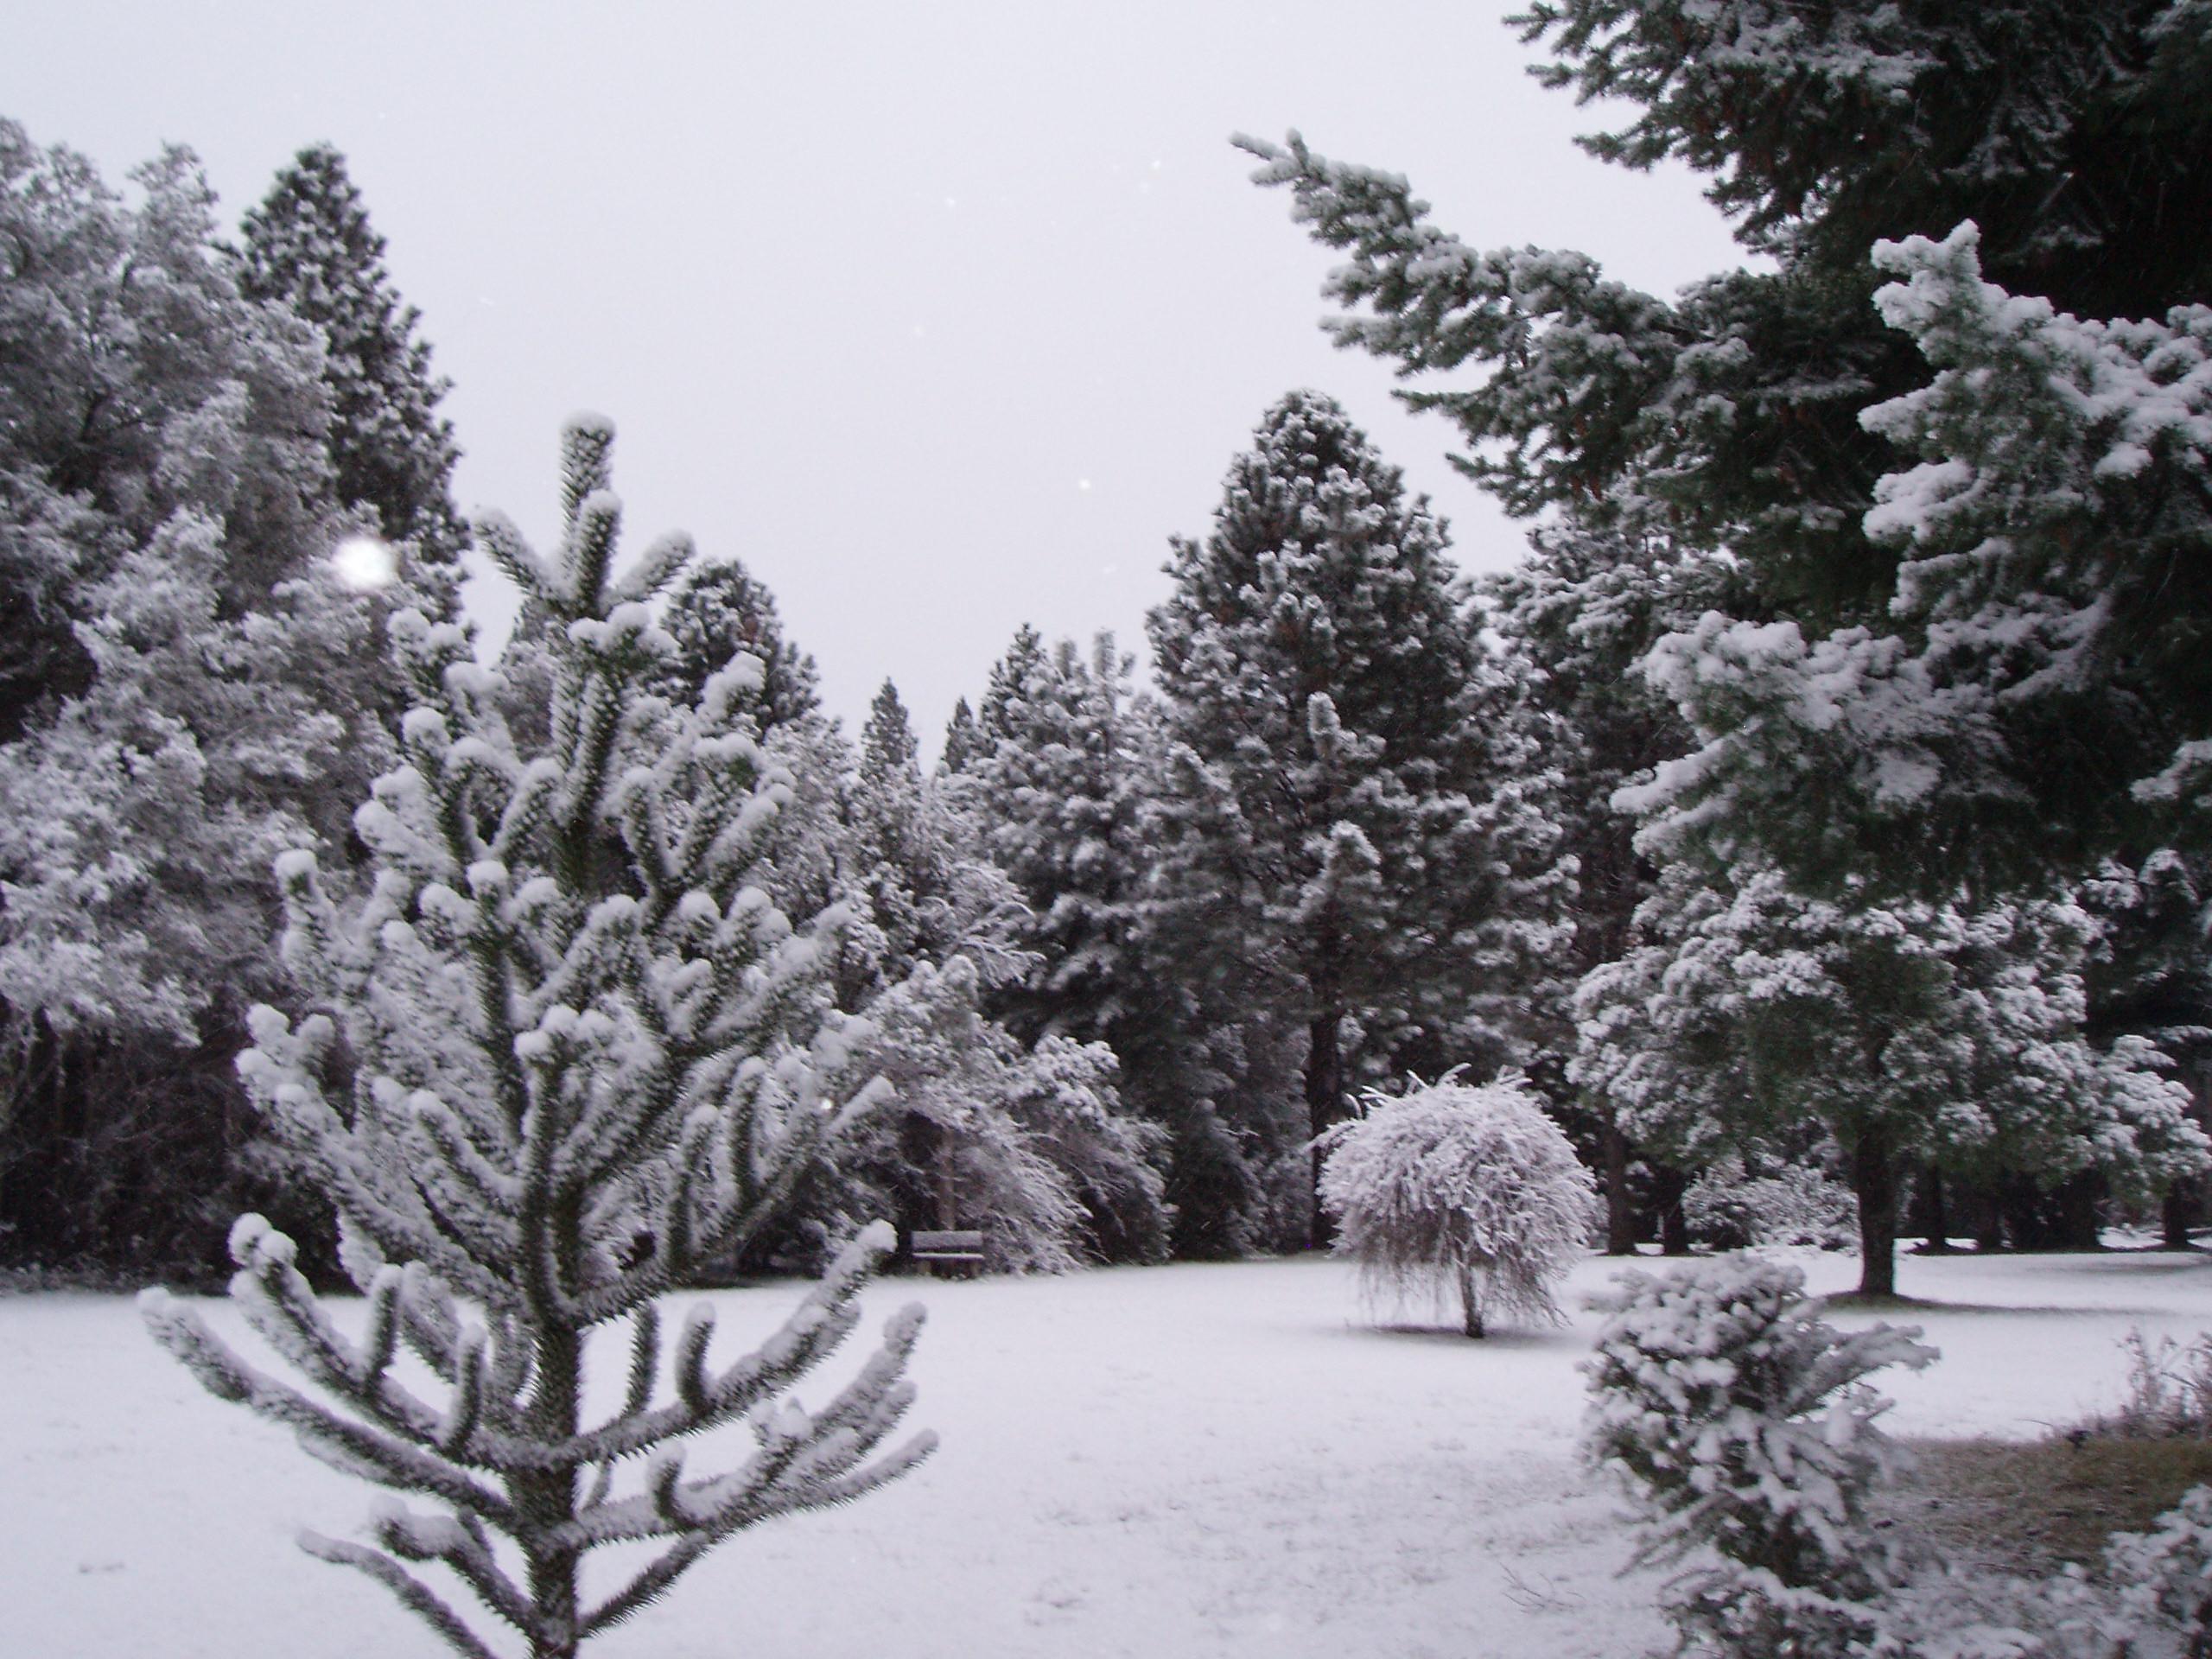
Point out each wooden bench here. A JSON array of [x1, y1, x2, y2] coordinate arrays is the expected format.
[[908, 1229, 985, 1276]]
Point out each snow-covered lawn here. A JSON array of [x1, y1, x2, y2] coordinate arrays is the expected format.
[[8, 1247, 2212, 1659]]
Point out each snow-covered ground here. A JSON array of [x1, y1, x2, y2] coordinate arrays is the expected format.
[[8, 1247, 2212, 1659]]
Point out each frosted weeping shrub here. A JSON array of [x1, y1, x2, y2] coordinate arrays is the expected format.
[[1583, 1255, 1936, 1659], [140, 418, 932, 1659], [1316, 1076, 1599, 1338]]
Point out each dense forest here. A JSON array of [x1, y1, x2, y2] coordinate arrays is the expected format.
[[5, 0, 2212, 1319]]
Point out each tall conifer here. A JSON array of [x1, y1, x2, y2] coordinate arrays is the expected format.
[[1147, 391, 1567, 1242], [238, 144, 466, 592]]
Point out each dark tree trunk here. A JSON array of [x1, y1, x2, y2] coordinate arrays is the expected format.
[[1968, 1175, 2005, 1253], [1458, 1262, 1484, 1338], [1305, 1004, 1347, 1249], [1603, 1116, 1637, 1255], [1921, 1165, 1952, 1255], [1850, 1122, 1898, 1299], [1650, 1162, 1690, 1255], [2164, 1178, 2200, 1251], [934, 1128, 958, 1230]]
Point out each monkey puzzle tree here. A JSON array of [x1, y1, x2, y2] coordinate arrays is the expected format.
[[141, 417, 932, 1659]]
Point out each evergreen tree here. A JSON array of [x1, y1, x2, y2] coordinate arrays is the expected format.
[[1242, 0, 2212, 890], [952, 632, 1230, 1256], [938, 697, 982, 774], [976, 623, 1046, 747], [0, 120, 404, 1274], [1479, 519, 1736, 1250], [238, 143, 467, 591], [1573, 861, 2203, 1294], [862, 678, 919, 779], [652, 555, 821, 733], [962, 632, 1145, 1046], [744, 673, 1166, 1268], [2083, 849, 2212, 1247], [143, 417, 932, 1659], [1245, 5, 2212, 1281], [1147, 391, 1568, 1242]]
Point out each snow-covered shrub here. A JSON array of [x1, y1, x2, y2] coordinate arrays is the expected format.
[[1685, 1153, 1859, 1252], [1317, 1076, 1599, 1338], [1871, 1467, 2212, 1656], [140, 420, 933, 1659], [2109, 1484, 2212, 1651], [1583, 1255, 1936, 1658]]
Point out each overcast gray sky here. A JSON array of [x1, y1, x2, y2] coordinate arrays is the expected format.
[[9, 2, 1747, 753]]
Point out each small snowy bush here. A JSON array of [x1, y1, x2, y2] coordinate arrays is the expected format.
[[1583, 1255, 1936, 1658], [1316, 1076, 1599, 1338], [1685, 1153, 1859, 1252], [2109, 1484, 2212, 1651]]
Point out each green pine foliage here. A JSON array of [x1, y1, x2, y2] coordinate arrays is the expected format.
[[651, 555, 822, 734]]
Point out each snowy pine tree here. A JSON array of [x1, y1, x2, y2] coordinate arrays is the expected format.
[[1243, 3, 2212, 893], [1584, 1255, 1936, 1658], [938, 696, 982, 774], [1147, 391, 1570, 1240], [142, 417, 931, 1659], [1574, 861, 2206, 1294], [1478, 518, 1732, 1251], [651, 555, 821, 734], [959, 632, 1146, 1047], [238, 143, 467, 588]]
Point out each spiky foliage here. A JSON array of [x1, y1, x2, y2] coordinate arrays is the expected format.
[[142, 418, 932, 1659]]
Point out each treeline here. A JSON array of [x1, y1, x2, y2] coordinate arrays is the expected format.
[[10, 0, 2212, 1296], [0, 124, 462, 1277]]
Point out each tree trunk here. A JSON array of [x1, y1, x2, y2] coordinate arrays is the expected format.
[[1602, 1116, 1637, 1255], [518, 1322, 584, 1658], [1849, 1122, 1898, 1299], [2164, 1178, 2200, 1252], [1650, 1162, 1690, 1256], [1969, 1175, 2005, 1253], [1305, 1004, 1346, 1249], [1458, 1261, 1484, 1338], [934, 1125, 958, 1230], [1922, 1165, 1951, 1255]]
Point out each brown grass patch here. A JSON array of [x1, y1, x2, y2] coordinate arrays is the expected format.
[[1877, 1437, 2212, 1577]]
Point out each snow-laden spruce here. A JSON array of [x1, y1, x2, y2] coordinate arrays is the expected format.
[[1317, 1076, 1598, 1338], [140, 417, 932, 1659], [1583, 1255, 1935, 1659]]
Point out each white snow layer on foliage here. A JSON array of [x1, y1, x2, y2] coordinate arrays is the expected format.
[[1319, 1077, 1600, 1333]]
